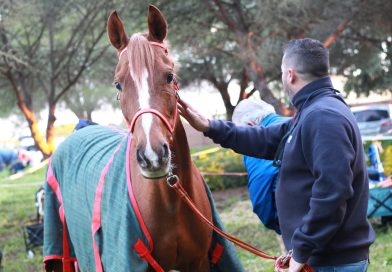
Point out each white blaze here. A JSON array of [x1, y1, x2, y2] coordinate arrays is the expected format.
[[131, 68, 159, 167]]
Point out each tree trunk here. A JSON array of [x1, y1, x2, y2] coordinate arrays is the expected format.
[[213, 82, 235, 121], [17, 101, 52, 158], [243, 63, 291, 116], [7, 72, 53, 157], [87, 110, 93, 121], [45, 103, 57, 157], [225, 104, 234, 121], [205, 0, 291, 116]]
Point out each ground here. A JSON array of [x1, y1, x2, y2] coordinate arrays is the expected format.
[[0, 169, 391, 271]]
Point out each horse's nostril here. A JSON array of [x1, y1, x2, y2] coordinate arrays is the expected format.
[[136, 148, 151, 168], [157, 143, 170, 164], [163, 143, 169, 157], [163, 143, 169, 158]]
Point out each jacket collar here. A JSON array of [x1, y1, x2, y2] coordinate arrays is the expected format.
[[292, 76, 334, 109]]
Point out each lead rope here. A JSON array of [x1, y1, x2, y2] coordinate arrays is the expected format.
[[166, 173, 314, 272]]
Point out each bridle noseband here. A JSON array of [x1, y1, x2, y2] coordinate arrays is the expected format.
[[119, 41, 180, 135], [129, 108, 176, 134]]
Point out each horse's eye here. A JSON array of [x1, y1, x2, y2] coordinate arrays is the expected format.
[[167, 73, 173, 84], [114, 81, 122, 91]]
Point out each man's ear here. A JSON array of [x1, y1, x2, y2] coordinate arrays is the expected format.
[[147, 5, 167, 42], [107, 11, 128, 50], [288, 68, 296, 84]]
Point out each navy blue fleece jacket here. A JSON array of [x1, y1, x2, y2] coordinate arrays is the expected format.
[[205, 77, 375, 266]]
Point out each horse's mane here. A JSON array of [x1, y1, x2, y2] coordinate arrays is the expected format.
[[127, 33, 156, 87]]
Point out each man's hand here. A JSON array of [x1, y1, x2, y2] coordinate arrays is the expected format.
[[288, 257, 304, 272], [178, 99, 210, 132]]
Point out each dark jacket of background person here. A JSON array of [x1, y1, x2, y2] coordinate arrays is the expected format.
[[243, 113, 290, 234], [204, 77, 375, 267]]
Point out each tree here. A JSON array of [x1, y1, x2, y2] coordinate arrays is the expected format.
[[63, 81, 114, 121], [162, 0, 364, 116], [0, 0, 114, 157], [62, 52, 118, 121], [328, 0, 392, 96]]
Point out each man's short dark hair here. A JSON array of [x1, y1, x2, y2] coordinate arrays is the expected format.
[[283, 38, 329, 81]]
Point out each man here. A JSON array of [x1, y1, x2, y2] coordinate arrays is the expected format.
[[179, 38, 374, 272], [232, 99, 290, 234]]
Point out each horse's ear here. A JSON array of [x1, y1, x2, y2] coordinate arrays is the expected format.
[[147, 5, 167, 42], [107, 11, 128, 51]]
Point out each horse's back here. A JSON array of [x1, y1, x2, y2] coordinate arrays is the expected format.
[[50, 125, 127, 228], [51, 125, 126, 179]]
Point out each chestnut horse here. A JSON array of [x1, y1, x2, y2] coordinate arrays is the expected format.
[[107, 5, 213, 271], [44, 5, 215, 272]]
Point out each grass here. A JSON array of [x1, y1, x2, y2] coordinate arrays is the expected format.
[[214, 188, 392, 272], [215, 191, 280, 272], [0, 169, 392, 271], [0, 167, 45, 272]]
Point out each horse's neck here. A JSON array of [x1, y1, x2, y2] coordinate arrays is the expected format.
[[171, 120, 193, 182]]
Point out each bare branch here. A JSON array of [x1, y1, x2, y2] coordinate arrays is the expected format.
[[245, 87, 257, 99], [54, 27, 108, 104], [203, 0, 239, 32], [0, 51, 29, 67], [324, 18, 352, 48]]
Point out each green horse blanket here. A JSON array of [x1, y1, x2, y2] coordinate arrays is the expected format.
[[44, 125, 244, 272]]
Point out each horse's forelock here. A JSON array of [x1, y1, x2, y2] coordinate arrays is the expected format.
[[128, 33, 155, 89]]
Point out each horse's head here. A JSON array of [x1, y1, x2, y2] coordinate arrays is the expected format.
[[107, 5, 178, 179]]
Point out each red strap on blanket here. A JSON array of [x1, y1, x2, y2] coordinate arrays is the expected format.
[[125, 136, 155, 249], [47, 162, 74, 272], [134, 239, 164, 272], [91, 136, 127, 272], [125, 136, 166, 270], [211, 243, 224, 265], [62, 220, 74, 272]]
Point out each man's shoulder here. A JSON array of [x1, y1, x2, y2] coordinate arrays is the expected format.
[[300, 105, 357, 141], [304, 96, 352, 122]]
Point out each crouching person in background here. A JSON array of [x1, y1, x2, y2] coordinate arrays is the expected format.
[[232, 99, 290, 234]]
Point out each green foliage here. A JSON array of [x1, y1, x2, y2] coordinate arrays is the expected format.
[[366, 140, 392, 176], [162, 0, 392, 110], [381, 141, 392, 176], [330, 0, 392, 96], [193, 148, 247, 191], [0, 86, 17, 118]]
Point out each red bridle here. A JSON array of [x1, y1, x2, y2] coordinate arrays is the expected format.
[[119, 41, 180, 135]]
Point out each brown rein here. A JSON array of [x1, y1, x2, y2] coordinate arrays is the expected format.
[[166, 174, 315, 272]]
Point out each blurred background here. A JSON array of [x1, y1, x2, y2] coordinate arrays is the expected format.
[[0, 0, 391, 271]]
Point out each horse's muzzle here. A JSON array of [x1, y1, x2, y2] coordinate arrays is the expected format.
[[136, 143, 170, 179]]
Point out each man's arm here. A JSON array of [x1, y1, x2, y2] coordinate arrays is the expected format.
[[206, 119, 289, 159], [178, 99, 290, 159], [291, 109, 356, 264]]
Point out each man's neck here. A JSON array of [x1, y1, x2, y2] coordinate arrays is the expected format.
[[291, 80, 311, 99]]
